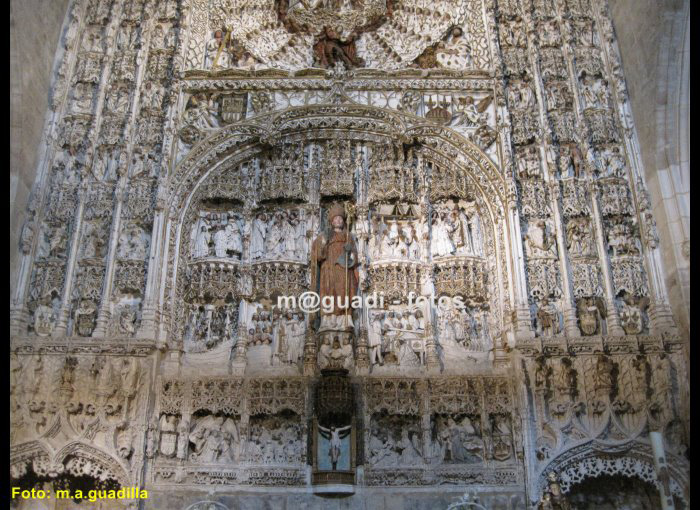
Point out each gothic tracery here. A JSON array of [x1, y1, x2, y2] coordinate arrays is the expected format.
[[10, 0, 688, 507]]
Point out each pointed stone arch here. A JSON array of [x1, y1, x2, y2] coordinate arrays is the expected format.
[[10, 440, 130, 489], [162, 103, 515, 346], [533, 440, 689, 507]]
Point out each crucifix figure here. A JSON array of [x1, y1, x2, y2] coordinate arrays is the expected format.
[[318, 424, 351, 470]]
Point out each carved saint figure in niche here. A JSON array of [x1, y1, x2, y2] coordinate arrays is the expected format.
[[431, 210, 455, 257], [74, 299, 97, 337], [552, 358, 576, 400], [619, 291, 648, 335], [119, 307, 137, 335], [279, 311, 305, 364], [204, 29, 232, 69], [310, 204, 359, 330], [33, 296, 55, 337], [318, 335, 332, 367], [577, 297, 605, 336], [368, 312, 384, 366], [193, 223, 211, 258], [318, 424, 351, 470], [565, 217, 592, 257], [559, 143, 585, 178], [536, 298, 559, 337], [594, 354, 614, 391]]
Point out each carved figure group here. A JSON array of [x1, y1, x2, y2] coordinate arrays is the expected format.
[[369, 217, 423, 260], [185, 304, 238, 350], [431, 204, 482, 258], [275, 311, 306, 365], [252, 209, 306, 261], [318, 335, 354, 370], [436, 304, 491, 353], [368, 310, 426, 367], [191, 213, 243, 260], [246, 416, 303, 464], [189, 415, 241, 463]]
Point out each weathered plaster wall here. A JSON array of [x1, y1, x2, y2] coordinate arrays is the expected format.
[[609, 0, 690, 338], [10, 0, 71, 299]]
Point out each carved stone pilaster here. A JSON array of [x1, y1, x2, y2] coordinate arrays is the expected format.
[[647, 301, 677, 335], [354, 325, 369, 375], [9, 305, 30, 336], [303, 329, 318, 376], [230, 323, 248, 375], [424, 325, 441, 374]]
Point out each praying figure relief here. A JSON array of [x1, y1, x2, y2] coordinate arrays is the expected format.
[[369, 415, 424, 467], [431, 415, 483, 464]]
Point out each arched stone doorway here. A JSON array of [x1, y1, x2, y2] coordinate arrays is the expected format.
[[533, 443, 689, 509], [567, 474, 686, 510], [10, 441, 132, 510]]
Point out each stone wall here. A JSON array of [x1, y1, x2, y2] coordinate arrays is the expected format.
[[9, 0, 690, 508], [609, 0, 690, 338], [10, 0, 71, 300]]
